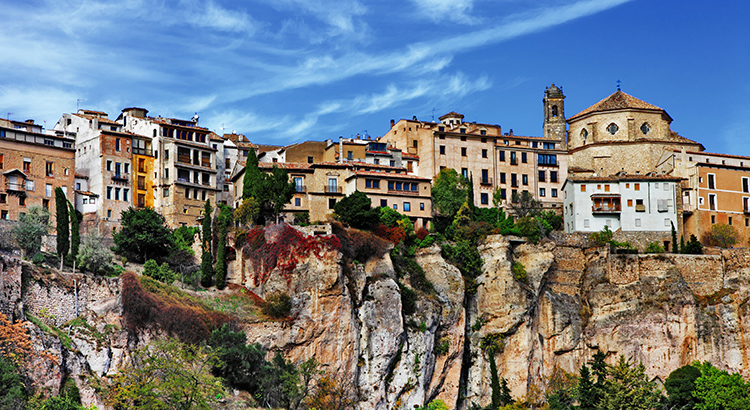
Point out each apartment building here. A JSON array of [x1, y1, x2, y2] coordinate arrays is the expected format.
[[563, 173, 681, 235], [54, 110, 134, 232], [119, 107, 218, 227], [0, 118, 75, 222]]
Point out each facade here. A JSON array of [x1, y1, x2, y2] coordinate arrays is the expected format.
[[0, 118, 75, 222], [563, 174, 682, 234], [120, 108, 219, 227], [54, 110, 134, 232], [381, 91, 569, 213]]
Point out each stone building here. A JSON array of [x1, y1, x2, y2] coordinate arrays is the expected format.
[[380, 87, 569, 212], [0, 118, 75, 222], [54, 110, 135, 233], [119, 108, 218, 228]]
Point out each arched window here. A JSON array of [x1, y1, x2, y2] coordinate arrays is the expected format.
[[607, 123, 619, 135], [581, 128, 588, 143], [551, 105, 558, 117]]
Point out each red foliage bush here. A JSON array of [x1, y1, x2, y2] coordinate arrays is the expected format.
[[374, 224, 406, 244], [244, 223, 341, 286], [331, 222, 390, 262], [120, 272, 229, 344], [415, 227, 429, 241], [247, 226, 266, 250]]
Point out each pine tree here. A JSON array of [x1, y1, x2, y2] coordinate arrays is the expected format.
[[55, 187, 69, 260], [578, 364, 597, 410], [68, 202, 80, 259], [201, 200, 214, 288]]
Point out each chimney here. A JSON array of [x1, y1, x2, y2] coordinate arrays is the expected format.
[[509, 129, 514, 136], [390, 119, 395, 128], [412, 116, 417, 121]]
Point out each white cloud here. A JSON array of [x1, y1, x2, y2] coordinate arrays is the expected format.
[[411, 0, 477, 24]]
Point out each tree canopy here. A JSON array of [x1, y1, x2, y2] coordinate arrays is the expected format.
[[113, 207, 173, 263], [12, 206, 50, 257], [242, 154, 296, 223], [55, 187, 69, 258], [334, 190, 379, 229], [431, 168, 468, 218]]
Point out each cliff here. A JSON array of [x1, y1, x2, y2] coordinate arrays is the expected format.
[[4, 227, 750, 409]]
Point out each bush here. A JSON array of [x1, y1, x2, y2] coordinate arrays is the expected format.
[[683, 234, 703, 254], [392, 254, 434, 294], [442, 240, 483, 279], [77, 231, 114, 275], [590, 225, 614, 246], [32, 252, 45, 266], [516, 216, 542, 244], [511, 262, 527, 283], [645, 242, 666, 254], [334, 191, 380, 229], [415, 228, 429, 241], [262, 292, 292, 319], [704, 224, 740, 248], [332, 222, 390, 262], [143, 259, 160, 279], [399, 284, 417, 316], [374, 224, 406, 244]]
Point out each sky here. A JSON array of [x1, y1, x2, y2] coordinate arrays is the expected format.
[[1, 0, 748, 155]]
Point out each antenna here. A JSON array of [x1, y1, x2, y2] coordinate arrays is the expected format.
[[6, 112, 11, 120], [616, 79, 621, 91], [432, 107, 435, 122], [76, 98, 85, 111]]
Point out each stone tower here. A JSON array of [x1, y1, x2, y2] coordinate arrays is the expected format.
[[543, 84, 567, 146]]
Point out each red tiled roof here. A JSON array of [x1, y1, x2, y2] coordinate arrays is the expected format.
[[438, 111, 464, 120], [75, 190, 99, 197], [223, 133, 250, 143], [257, 162, 311, 170], [568, 90, 668, 121], [567, 173, 684, 182]]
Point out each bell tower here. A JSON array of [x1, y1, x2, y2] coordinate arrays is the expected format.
[[543, 83, 567, 146]]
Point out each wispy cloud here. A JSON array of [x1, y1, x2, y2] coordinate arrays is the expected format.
[[411, 0, 478, 24]]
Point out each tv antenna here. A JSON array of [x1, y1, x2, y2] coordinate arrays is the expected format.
[[616, 79, 621, 91], [76, 98, 85, 111], [432, 107, 435, 122]]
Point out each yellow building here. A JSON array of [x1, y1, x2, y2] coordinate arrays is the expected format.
[[132, 134, 154, 208]]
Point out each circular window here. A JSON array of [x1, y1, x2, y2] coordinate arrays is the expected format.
[[607, 123, 619, 135], [581, 128, 588, 142], [640, 123, 650, 135]]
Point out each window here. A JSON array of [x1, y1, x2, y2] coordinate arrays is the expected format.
[[124, 163, 130, 174], [138, 176, 146, 190], [164, 187, 169, 197], [164, 168, 169, 179], [440, 145, 445, 155], [107, 210, 112, 219], [420, 203, 425, 210], [411, 183, 418, 191], [0, 210, 6, 220], [540, 188, 546, 197], [551, 189, 557, 197], [380, 199, 387, 207], [123, 189, 129, 202], [46, 184, 52, 197], [729, 216, 733, 225], [137, 194, 145, 208], [500, 173, 506, 184], [390, 160, 395, 167], [584, 219, 590, 229], [480, 193, 488, 204], [604, 184, 610, 192], [581, 185, 586, 192], [460, 128, 466, 134], [107, 187, 112, 199], [499, 151, 505, 161], [532, 142, 538, 148], [0, 153, 3, 169], [347, 151, 353, 160], [699, 196, 704, 205], [538, 154, 557, 165], [115, 188, 120, 201], [500, 189, 506, 200], [19, 196, 25, 206], [522, 174, 528, 185], [550, 171, 558, 183], [482, 149, 487, 158], [640, 123, 650, 135], [46, 161, 54, 176], [164, 149, 169, 160], [26, 180, 34, 191], [185, 189, 190, 199], [538, 171, 546, 182], [521, 152, 527, 163], [709, 194, 717, 210], [711, 215, 716, 224], [657, 199, 668, 212], [393, 204, 398, 210], [627, 199, 633, 207], [635, 218, 642, 227], [607, 123, 619, 135], [404, 202, 411, 212], [461, 168, 468, 179], [510, 152, 517, 164], [636, 199, 644, 211], [0, 194, 5, 203], [328, 178, 338, 193], [115, 162, 121, 176], [295, 197, 301, 206], [106, 160, 112, 171], [461, 147, 467, 157], [116, 138, 121, 151], [634, 183, 640, 191], [708, 174, 715, 189], [511, 174, 517, 187], [23, 159, 31, 174]]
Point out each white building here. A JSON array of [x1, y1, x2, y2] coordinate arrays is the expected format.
[[562, 173, 682, 233]]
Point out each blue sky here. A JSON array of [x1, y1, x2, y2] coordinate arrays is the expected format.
[[1, 0, 748, 155]]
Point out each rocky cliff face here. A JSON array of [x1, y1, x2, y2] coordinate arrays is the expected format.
[[6, 228, 750, 410]]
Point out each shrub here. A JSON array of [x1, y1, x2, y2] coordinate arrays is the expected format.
[[261, 292, 292, 319], [392, 254, 434, 294], [683, 234, 703, 254], [374, 224, 406, 244], [334, 191, 380, 229], [645, 242, 666, 254], [332, 223, 390, 262], [704, 223, 740, 248], [143, 259, 160, 279], [415, 227, 429, 241], [511, 261, 527, 283], [400, 284, 417, 316], [77, 230, 114, 275], [516, 216, 542, 244], [442, 240, 483, 279], [32, 252, 45, 266], [590, 225, 614, 246], [435, 339, 450, 356], [295, 211, 310, 226]]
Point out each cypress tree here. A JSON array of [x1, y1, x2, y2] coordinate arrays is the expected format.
[[55, 187, 69, 259], [200, 200, 214, 287], [467, 173, 475, 214], [680, 235, 686, 254], [242, 148, 263, 200], [671, 221, 679, 253], [214, 205, 232, 290], [68, 202, 80, 258]]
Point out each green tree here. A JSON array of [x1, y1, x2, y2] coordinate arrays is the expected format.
[[509, 190, 542, 218], [77, 230, 114, 275], [113, 207, 173, 263], [416, 399, 449, 410], [492, 186, 504, 208], [671, 221, 679, 253], [704, 224, 740, 248], [684, 234, 703, 254], [600, 355, 663, 410], [201, 200, 213, 288], [55, 187, 69, 260], [693, 361, 750, 410], [214, 205, 232, 289], [333, 191, 379, 229], [577, 364, 597, 410], [234, 197, 260, 226], [107, 338, 225, 410], [431, 168, 468, 219], [208, 324, 268, 392], [467, 173, 475, 214], [67, 202, 80, 260], [664, 364, 701, 410], [12, 206, 50, 257], [0, 355, 26, 410], [242, 148, 263, 201], [264, 166, 296, 223]]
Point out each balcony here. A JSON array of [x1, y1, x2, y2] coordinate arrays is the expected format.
[[112, 174, 129, 182], [388, 189, 420, 196], [295, 185, 307, 193], [325, 186, 342, 194], [6, 181, 25, 192], [480, 177, 493, 186], [592, 196, 621, 214], [510, 160, 518, 166]]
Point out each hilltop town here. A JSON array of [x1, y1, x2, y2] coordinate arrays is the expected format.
[[1, 84, 746, 247]]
